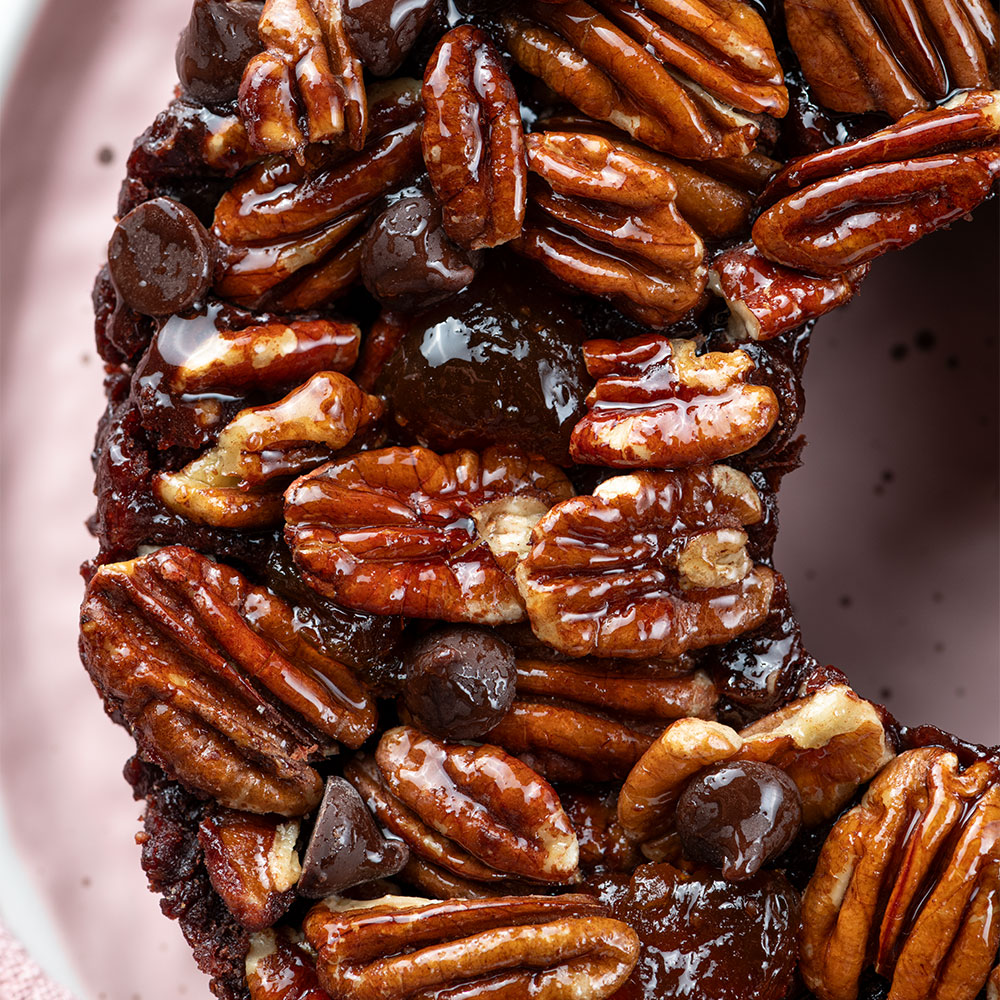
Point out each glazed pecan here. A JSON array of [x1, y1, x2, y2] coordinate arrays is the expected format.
[[422, 26, 527, 249], [215, 81, 423, 307], [79, 546, 376, 815], [785, 0, 999, 119], [515, 466, 774, 659], [618, 684, 894, 843], [302, 893, 640, 1000], [376, 726, 580, 883], [344, 752, 511, 884], [514, 132, 707, 326], [753, 90, 1000, 276], [239, 0, 366, 155], [246, 928, 328, 1000], [570, 335, 779, 467], [284, 446, 573, 623], [503, 0, 786, 160], [155, 372, 384, 528], [199, 811, 301, 931], [801, 747, 1000, 1000], [560, 788, 642, 872], [710, 244, 869, 341], [400, 856, 524, 900], [485, 657, 717, 781]]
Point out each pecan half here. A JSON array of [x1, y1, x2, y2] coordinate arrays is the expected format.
[[503, 0, 786, 161], [246, 928, 328, 1000], [801, 747, 1000, 1000], [753, 90, 1000, 276], [515, 466, 774, 659], [710, 244, 869, 341], [376, 726, 580, 883], [485, 657, 717, 781], [785, 0, 999, 119], [422, 26, 527, 249], [79, 546, 377, 815], [618, 683, 894, 843], [514, 131, 707, 326], [284, 446, 573, 623], [199, 811, 301, 931], [215, 83, 423, 307], [302, 893, 640, 1000], [344, 752, 510, 884], [239, 0, 366, 155], [570, 335, 779, 467], [155, 372, 384, 528]]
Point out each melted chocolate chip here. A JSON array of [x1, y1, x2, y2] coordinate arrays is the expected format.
[[401, 626, 516, 740], [298, 777, 408, 898], [343, 0, 436, 76], [361, 192, 482, 310], [175, 0, 264, 105], [592, 863, 800, 1000], [376, 258, 592, 464], [108, 198, 215, 316], [677, 761, 803, 882]]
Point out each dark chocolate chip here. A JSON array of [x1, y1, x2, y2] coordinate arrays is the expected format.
[[175, 0, 264, 105], [401, 626, 516, 740], [676, 760, 803, 882], [108, 198, 215, 316], [360, 193, 482, 311], [298, 777, 408, 898], [343, 0, 436, 77]]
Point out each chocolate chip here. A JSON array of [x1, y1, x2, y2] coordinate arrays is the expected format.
[[676, 760, 803, 882], [361, 193, 482, 311], [298, 777, 408, 898], [175, 0, 264, 105], [401, 626, 516, 740], [343, 0, 436, 77], [108, 198, 215, 316]]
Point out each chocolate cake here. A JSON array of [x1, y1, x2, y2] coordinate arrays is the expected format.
[[79, 0, 1000, 997]]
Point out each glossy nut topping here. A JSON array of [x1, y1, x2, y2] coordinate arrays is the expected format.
[[375, 726, 580, 883], [801, 747, 1000, 1000], [284, 445, 573, 623], [246, 928, 328, 1000], [571, 336, 779, 467], [79, 546, 376, 815], [515, 466, 774, 659], [302, 893, 640, 1000]]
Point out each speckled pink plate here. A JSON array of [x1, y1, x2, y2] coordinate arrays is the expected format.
[[0, 1, 996, 997]]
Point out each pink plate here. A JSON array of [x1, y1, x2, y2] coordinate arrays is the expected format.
[[0, 0, 996, 996]]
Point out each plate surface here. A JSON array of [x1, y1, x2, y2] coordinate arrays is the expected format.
[[0, 1, 996, 997]]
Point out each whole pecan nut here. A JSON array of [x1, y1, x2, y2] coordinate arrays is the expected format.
[[79, 546, 377, 815], [422, 26, 527, 249], [375, 726, 580, 883], [785, 0, 999, 119], [155, 372, 385, 528], [502, 0, 786, 161], [301, 893, 640, 1000], [515, 465, 774, 659], [753, 90, 1000, 276], [484, 657, 717, 782], [284, 445, 573, 623], [618, 683, 894, 843], [199, 811, 301, 931], [710, 244, 869, 341], [514, 131, 707, 326], [570, 335, 779, 466], [238, 0, 367, 155], [801, 747, 1000, 1000]]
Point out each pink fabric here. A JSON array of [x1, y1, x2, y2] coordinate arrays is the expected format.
[[0, 925, 77, 1000]]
